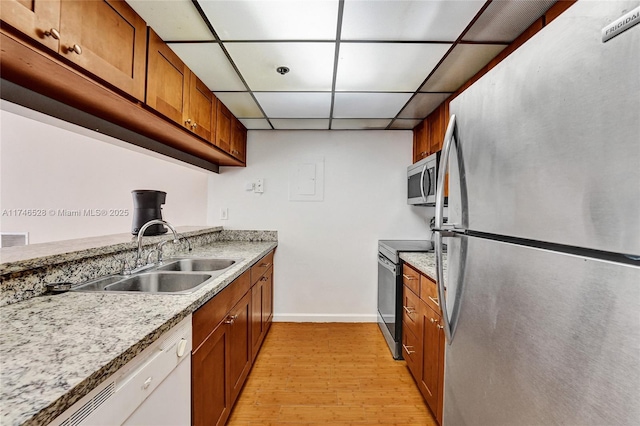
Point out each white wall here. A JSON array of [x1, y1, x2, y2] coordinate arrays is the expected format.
[[0, 102, 210, 244], [209, 130, 430, 322]]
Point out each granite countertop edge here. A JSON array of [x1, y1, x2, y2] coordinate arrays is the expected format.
[[399, 251, 438, 281], [0, 240, 277, 426], [0, 226, 224, 276]]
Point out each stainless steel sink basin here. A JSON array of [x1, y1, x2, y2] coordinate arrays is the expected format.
[[70, 257, 240, 294], [155, 258, 236, 272], [104, 272, 212, 294]]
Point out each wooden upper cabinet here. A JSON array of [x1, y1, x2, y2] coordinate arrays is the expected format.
[[429, 103, 449, 153], [216, 101, 233, 153], [0, 0, 61, 51], [58, 0, 147, 101], [146, 28, 188, 125], [186, 73, 214, 141], [413, 120, 429, 163], [1, 0, 146, 100], [231, 117, 247, 163], [147, 29, 214, 141]]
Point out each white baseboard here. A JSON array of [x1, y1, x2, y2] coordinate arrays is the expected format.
[[273, 313, 377, 323]]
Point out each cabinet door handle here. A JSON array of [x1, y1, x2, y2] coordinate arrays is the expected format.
[[192, 122, 197, 129], [402, 344, 415, 355], [67, 44, 82, 55], [185, 118, 192, 125], [403, 305, 416, 315], [224, 314, 238, 325], [402, 274, 417, 280], [436, 324, 444, 330], [428, 296, 440, 306], [44, 28, 60, 40], [259, 262, 271, 268], [260, 276, 268, 282], [430, 317, 436, 323]]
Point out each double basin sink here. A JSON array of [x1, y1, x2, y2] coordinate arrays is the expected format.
[[72, 258, 241, 295]]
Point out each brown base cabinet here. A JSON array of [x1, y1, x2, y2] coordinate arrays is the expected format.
[[402, 264, 445, 425], [192, 250, 275, 426]]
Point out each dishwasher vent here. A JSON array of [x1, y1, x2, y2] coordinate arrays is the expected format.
[[59, 381, 115, 426]]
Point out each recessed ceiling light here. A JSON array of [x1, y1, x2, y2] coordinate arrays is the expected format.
[[276, 66, 290, 75]]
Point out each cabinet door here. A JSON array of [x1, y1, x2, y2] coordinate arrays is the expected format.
[[215, 101, 232, 152], [58, 0, 147, 101], [420, 304, 443, 413], [230, 117, 247, 163], [263, 268, 273, 325], [186, 72, 214, 141], [192, 324, 230, 426], [146, 28, 189, 125], [413, 120, 429, 163], [228, 291, 252, 406], [251, 267, 273, 361], [0, 0, 61, 51]]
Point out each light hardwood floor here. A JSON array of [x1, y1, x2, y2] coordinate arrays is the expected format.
[[227, 323, 437, 425]]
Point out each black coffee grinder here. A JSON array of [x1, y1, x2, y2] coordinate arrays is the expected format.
[[131, 190, 167, 236]]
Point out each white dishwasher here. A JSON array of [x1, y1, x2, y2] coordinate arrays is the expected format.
[[51, 315, 192, 426]]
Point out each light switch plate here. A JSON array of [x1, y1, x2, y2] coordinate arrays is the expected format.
[[255, 179, 264, 193], [220, 208, 228, 220]]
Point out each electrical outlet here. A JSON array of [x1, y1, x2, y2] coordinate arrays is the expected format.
[[255, 178, 264, 193], [220, 208, 228, 220]]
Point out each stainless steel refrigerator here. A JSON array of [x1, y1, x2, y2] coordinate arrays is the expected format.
[[432, 1, 640, 425]]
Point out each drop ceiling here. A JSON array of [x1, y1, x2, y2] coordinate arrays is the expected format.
[[126, 0, 557, 130]]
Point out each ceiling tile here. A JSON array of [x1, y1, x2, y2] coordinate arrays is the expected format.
[[271, 119, 330, 130], [341, 0, 485, 41], [333, 93, 412, 118], [335, 43, 451, 91], [214, 92, 263, 118], [254, 93, 332, 118], [225, 43, 335, 91], [420, 44, 507, 92], [198, 0, 339, 40], [463, 0, 556, 42], [331, 119, 391, 130], [239, 118, 272, 130], [389, 119, 423, 130], [127, 0, 214, 41], [168, 43, 245, 91], [398, 93, 451, 119]]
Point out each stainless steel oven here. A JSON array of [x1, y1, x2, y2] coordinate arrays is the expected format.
[[377, 240, 434, 360]]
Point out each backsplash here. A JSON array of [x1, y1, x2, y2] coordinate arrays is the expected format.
[[0, 228, 277, 306]]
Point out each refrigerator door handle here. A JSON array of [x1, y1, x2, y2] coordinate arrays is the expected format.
[[434, 114, 457, 343], [419, 164, 428, 202]]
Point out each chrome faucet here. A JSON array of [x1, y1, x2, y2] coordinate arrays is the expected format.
[[135, 219, 180, 268]]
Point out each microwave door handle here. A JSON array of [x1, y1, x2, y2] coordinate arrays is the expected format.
[[420, 164, 428, 202], [426, 167, 433, 197]]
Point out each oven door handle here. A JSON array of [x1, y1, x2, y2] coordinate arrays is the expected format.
[[378, 254, 397, 274]]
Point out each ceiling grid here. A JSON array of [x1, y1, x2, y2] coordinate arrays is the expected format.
[[125, 0, 559, 130]]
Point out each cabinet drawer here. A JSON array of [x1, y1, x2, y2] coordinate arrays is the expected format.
[[251, 251, 274, 285], [402, 284, 422, 338], [402, 322, 422, 380], [402, 264, 420, 296], [421, 274, 441, 313]]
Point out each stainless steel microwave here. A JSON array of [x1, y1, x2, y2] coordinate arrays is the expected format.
[[407, 151, 446, 206]]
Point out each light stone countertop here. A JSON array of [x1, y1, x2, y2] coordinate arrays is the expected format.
[[399, 251, 448, 284], [0, 240, 276, 426]]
